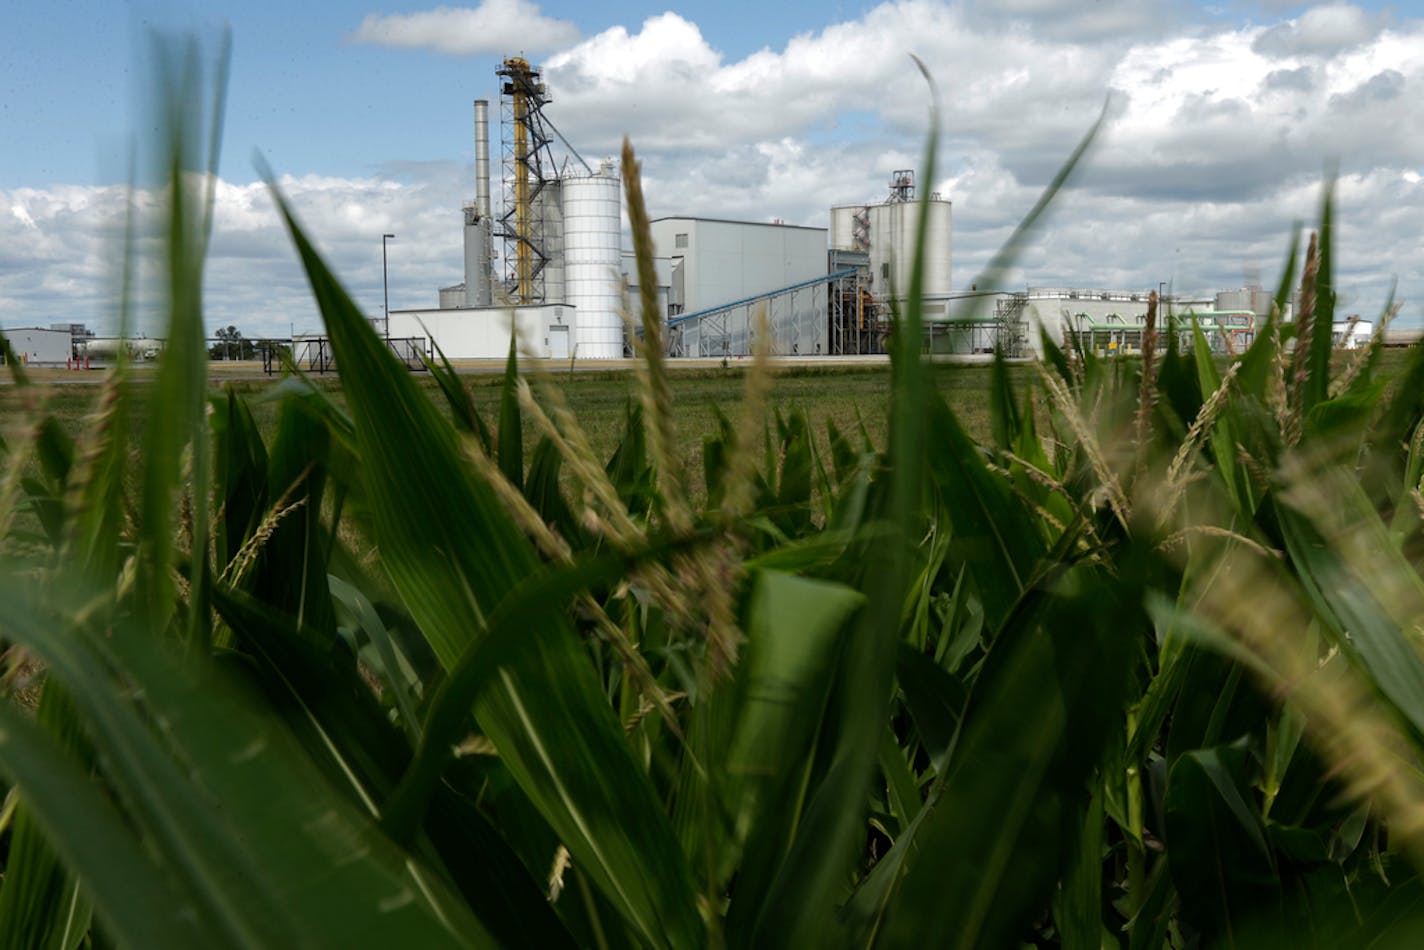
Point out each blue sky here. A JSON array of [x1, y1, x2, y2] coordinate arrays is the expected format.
[[4, 0, 1423, 335]]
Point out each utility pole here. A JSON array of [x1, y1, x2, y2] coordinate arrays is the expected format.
[[382, 233, 396, 339]]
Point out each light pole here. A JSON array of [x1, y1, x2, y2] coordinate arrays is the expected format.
[[382, 233, 395, 338]]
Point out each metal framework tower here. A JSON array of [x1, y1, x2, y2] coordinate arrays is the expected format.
[[887, 169, 915, 203], [993, 294, 1029, 357], [496, 57, 558, 304]]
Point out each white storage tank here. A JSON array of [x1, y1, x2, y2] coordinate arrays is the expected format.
[[463, 205, 492, 307], [830, 206, 860, 252], [440, 282, 467, 309], [562, 162, 623, 359], [535, 180, 565, 304], [865, 198, 951, 301]]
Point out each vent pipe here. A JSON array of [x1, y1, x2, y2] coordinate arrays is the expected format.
[[474, 99, 491, 218], [463, 99, 494, 307]]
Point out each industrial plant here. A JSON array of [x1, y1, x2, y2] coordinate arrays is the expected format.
[[375, 55, 1379, 367], [388, 57, 962, 361]]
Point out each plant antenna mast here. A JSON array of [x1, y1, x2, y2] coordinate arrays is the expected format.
[[497, 57, 559, 304]]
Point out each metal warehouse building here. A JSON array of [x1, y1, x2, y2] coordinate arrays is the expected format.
[[651, 217, 830, 356]]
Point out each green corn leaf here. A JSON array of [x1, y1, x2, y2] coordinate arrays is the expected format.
[[926, 392, 1045, 632], [1057, 781, 1105, 950], [879, 726, 923, 834], [0, 684, 94, 950], [426, 336, 493, 449], [826, 417, 859, 487], [774, 409, 813, 536], [989, 344, 1023, 452], [525, 435, 584, 543], [134, 36, 226, 646], [1166, 745, 1283, 942], [212, 582, 575, 948], [0, 688, 201, 950], [895, 644, 966, 772], [379, 539, 704, 842], [256, 396, 336, 637], [1275, 489, 1424, 740], [871, 561, 1139, 949], [720, 571, 868, 941], [498, 334, 523, 491], [1304, 179, 1337, 414], [1191, 321, 1253, 516], [211, 388, 269, 572]]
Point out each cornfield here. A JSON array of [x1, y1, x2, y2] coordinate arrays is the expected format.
[[4, 36, 1424, 949]]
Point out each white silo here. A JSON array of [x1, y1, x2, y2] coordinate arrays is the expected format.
[[866, 198, 951, 300], [535, 180, 565, 303], [563, 161, 623, 359]]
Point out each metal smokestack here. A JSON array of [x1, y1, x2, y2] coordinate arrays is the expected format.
[[474, 99, 490, 218], [463, 99, 494, 307]]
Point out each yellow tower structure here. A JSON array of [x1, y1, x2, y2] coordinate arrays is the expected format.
[[496, 57, 556, 304]]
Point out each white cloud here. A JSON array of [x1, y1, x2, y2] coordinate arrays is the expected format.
[[0, 169, 469, 339], [350, 0, 580, 56], [1253, 3, 1385, 57]]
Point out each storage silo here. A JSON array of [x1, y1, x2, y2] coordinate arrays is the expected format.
[[830, 206, 859, 251], [1215, 286, 1275, 321], [563, 161, 623, 358], [866, 198, 951, 300], [535, 180, 564, 304]]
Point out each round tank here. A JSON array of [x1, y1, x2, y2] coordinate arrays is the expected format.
[[439, 283, 467, 309], [463, 205, 492, 307], [1215, 286, 1275, 321], [830, 205, 859, 251], [867, 197, 952, 300], [534, 180, 564, 304], [562, 166, 623, 359]]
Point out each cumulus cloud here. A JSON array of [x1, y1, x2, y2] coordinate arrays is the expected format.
[[350, 0, 579, 56], [1252, 3, 1385, 57], [961, 0, 1172, 40], [0, 169, 469, 338]]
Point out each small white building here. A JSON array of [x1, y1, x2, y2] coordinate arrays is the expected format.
[[2, 327, 72, 366], [386, 304, 578, 360]]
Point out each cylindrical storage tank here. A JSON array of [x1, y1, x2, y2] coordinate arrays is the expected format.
[[534, 180, 564, 303], [921, 198, 952, 299], [473, 100, 491, 218], [830, 206, 859, 251], [1215, 288, 1248, 313], [463, 204, 492, 307], [563, 165, 623, 359], [439, 283, 467, 309], [867, 198, 952, 301]]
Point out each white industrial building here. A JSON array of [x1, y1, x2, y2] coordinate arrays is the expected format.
[[651, 217, 831, 356], [2, 327, 72, 366], [650, 217, 827, 315], [386, 304, 576, 359]]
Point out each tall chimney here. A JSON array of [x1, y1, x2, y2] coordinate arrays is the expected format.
[[474, 99, 490, 218]]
